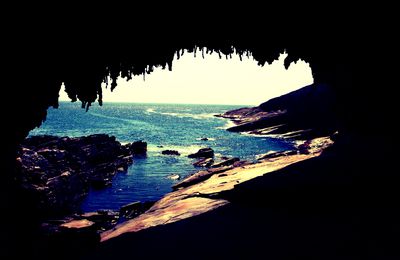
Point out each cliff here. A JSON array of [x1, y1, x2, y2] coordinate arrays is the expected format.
[[218, 84, 338, 139]]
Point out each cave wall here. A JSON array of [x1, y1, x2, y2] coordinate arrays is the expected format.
[[5, 19, 397, 258], [8, 40, 353, 145], [5, 38, 356, 178]]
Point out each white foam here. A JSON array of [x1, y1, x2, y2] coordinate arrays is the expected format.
[[147, 144, 205, 156], [216, 120, 236, 130], [158, 112, 216, 120], [240, 132, 269, 138]]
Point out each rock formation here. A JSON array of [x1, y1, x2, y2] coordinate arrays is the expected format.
[[101, 137, 334, 242], [218, 84, 338, 140], [161, 150, 181, 156], [210, 157, 240, 168], [15, 134, 146, 215], [6, 34, 396, 260], [188, 148, 214, 158], [192, 158, 214, 167]]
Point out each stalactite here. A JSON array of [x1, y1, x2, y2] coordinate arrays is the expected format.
[[97, 85, 103, 106], [55, 43, 338, 116], [167, 60, 172, 71], [85, 101, 91, 112]]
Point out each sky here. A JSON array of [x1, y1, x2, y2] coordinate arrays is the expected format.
[[59, 51, 313, 106]]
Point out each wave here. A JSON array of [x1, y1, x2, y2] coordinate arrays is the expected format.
[[88, 112, 150, 126], [147, 144, 205, 156], [145, 108, 216, 120], [215, 120, 237, 130], [240, 132, 269, 138], [159, 112, 216, 120]]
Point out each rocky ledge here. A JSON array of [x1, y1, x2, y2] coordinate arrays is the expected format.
[[16, 134, 147, 215], [101, 136, 334, 242], [216, 84, 338, 140]]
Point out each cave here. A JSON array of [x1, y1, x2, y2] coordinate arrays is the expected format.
[[3, 33, 397, 260]]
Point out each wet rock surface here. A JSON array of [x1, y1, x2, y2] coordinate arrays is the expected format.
[[192, 157, 214, 167], [16, 134, 146, 215], [101, 137, 334, 242], [37, 201, 155, 254], [210, 157, 240, 168]]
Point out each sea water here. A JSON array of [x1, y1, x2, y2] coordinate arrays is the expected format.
[[29, 102, 294, 212]]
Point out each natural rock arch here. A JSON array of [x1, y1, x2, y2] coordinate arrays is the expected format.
[[3, 37, 362, 259]]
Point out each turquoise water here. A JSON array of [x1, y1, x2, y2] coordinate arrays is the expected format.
[[30, 102, 294, 212]]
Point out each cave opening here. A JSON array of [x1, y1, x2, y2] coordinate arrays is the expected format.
[[22, 49, 314, 216], [7, 37, 397, 260]]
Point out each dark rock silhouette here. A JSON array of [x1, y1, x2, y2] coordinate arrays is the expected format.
[[16, 134, 141, 215], [161, 150, 181, 156], [220, 84, 338, 139], [125, 141, 147, 155], [188, 148, 214, 158]]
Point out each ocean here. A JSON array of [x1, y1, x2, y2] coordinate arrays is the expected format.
[[29, 102, 294, 212]]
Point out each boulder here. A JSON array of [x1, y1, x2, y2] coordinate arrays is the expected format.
[[162, 150, 181, 156], [188, 148, 214, 158], [129, 140, 147, 155], [298, 140, 312, 154]]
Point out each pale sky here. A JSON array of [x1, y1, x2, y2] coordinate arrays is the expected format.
[[59, 51, 313, 106]]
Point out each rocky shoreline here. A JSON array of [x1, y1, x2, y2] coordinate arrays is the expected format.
[[21, 132, 333, 247], [101, 136, 334, 241], [18, 84, 340, 253], [97, 85, 339, 242], [16, 134, 147, 215], [215, 84, 338, 140]]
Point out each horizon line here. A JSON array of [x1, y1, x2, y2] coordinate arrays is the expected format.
[[58, 100, 256, 107]]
